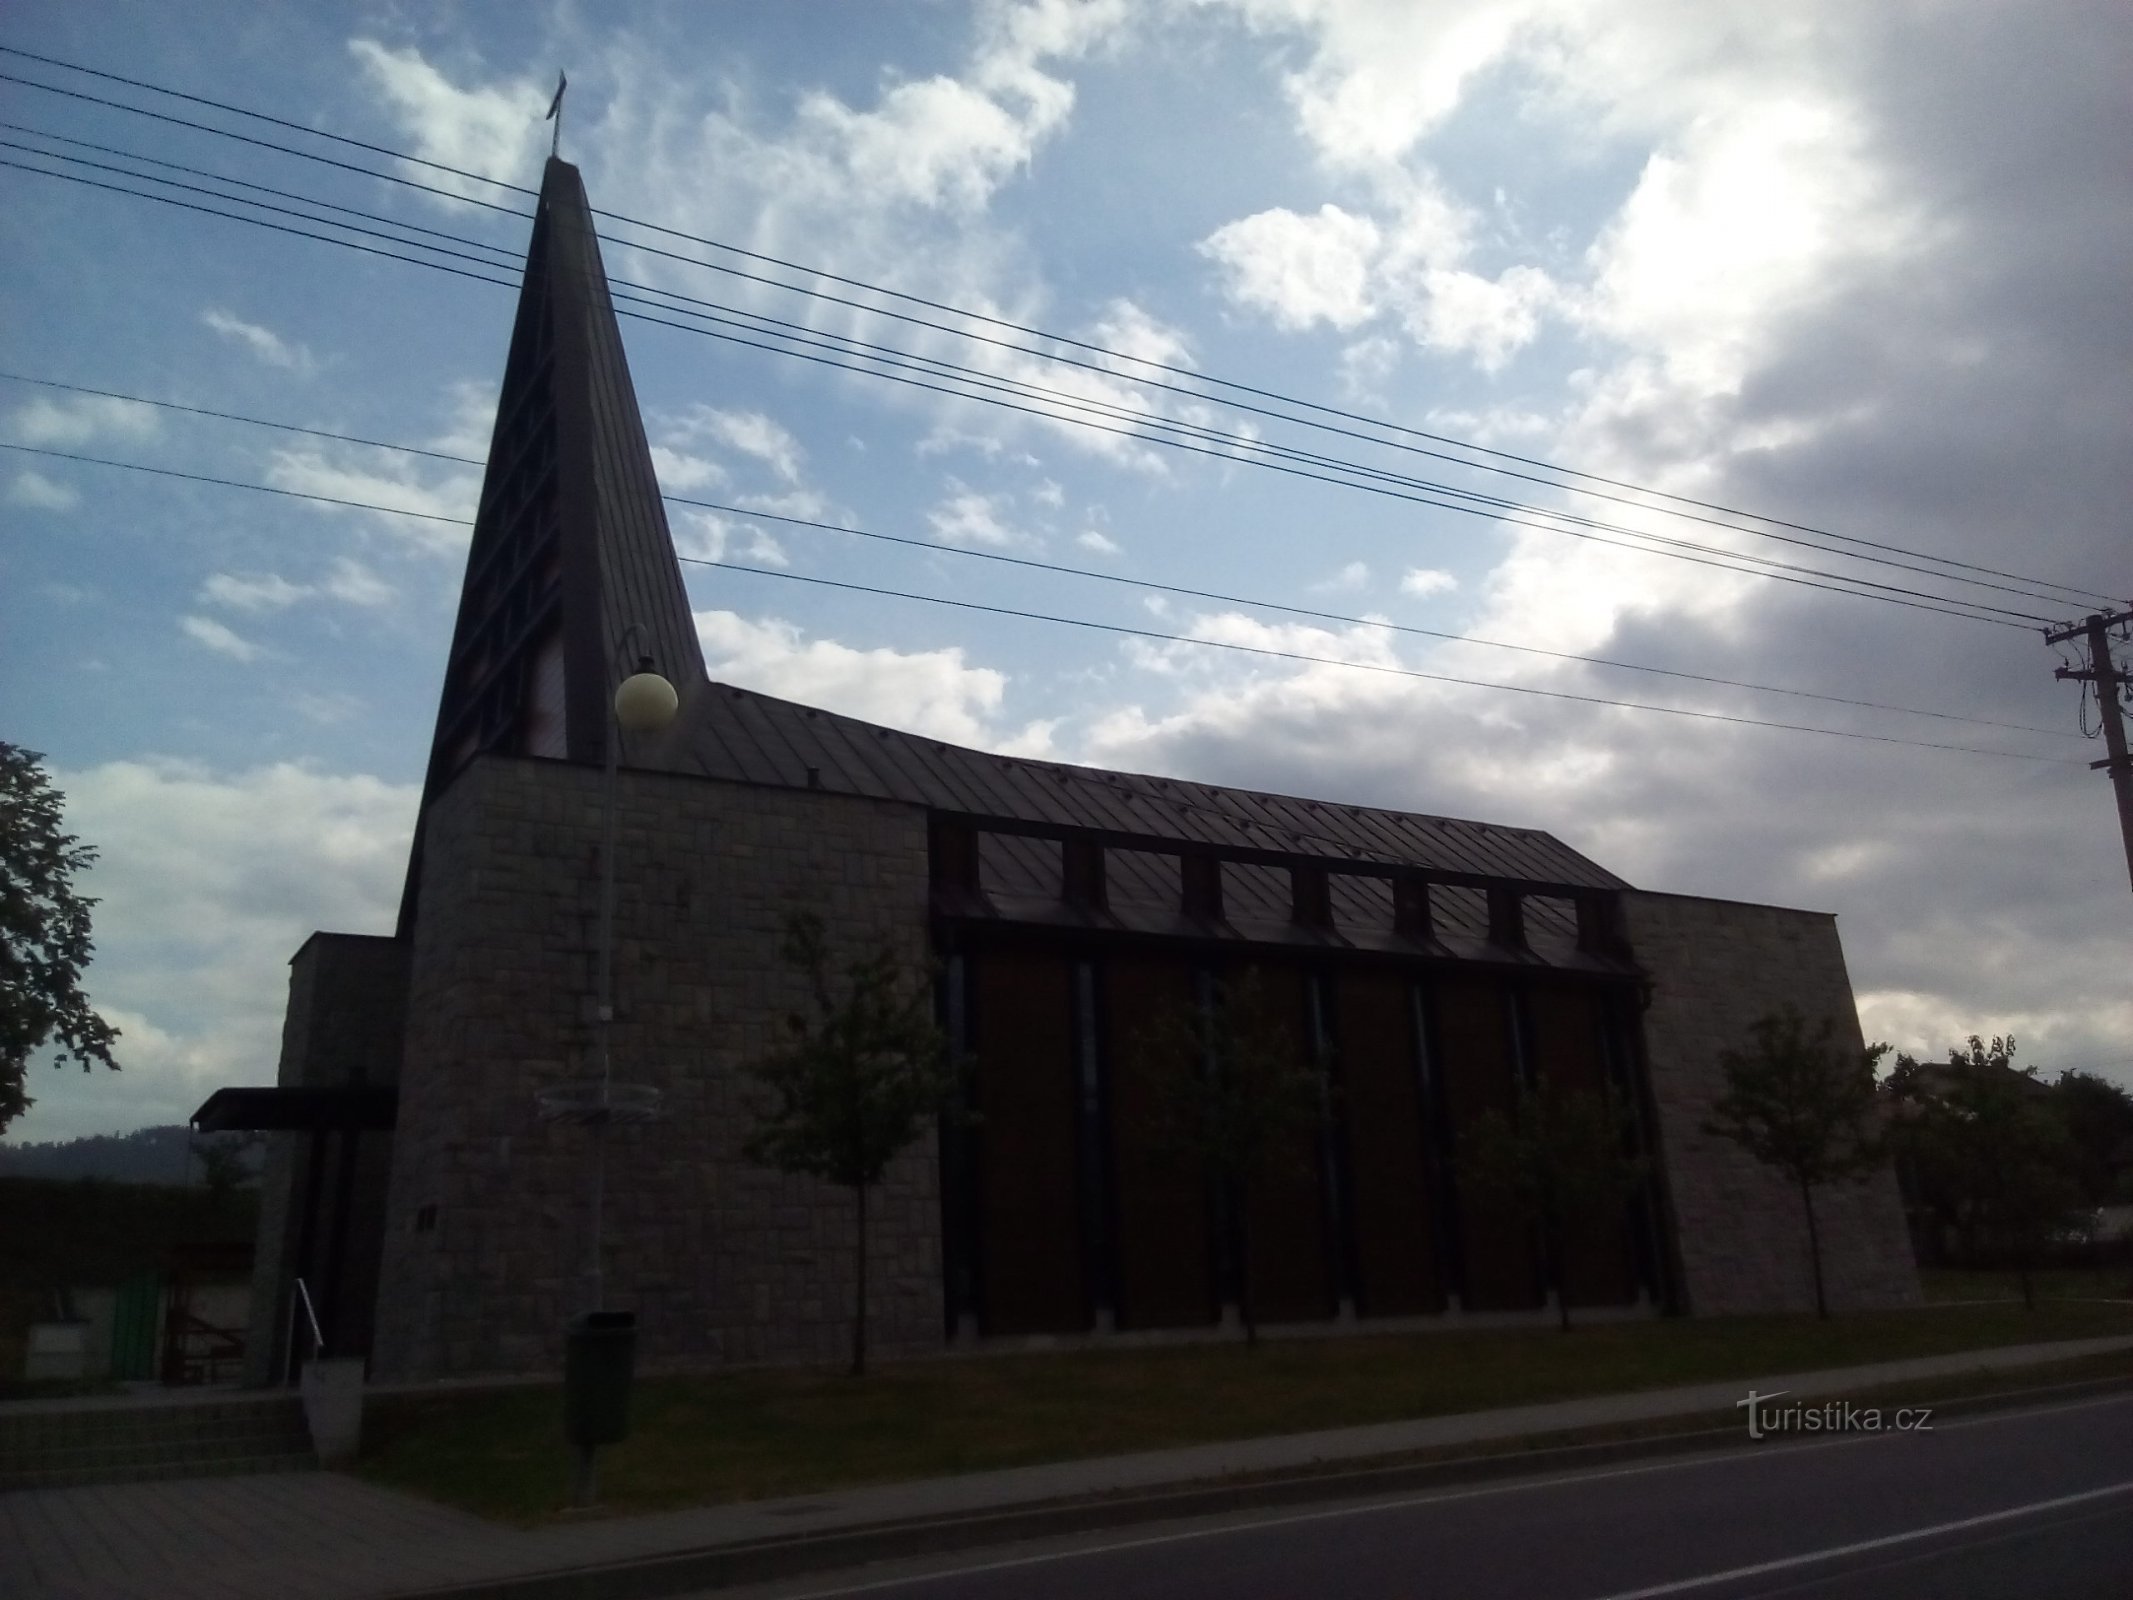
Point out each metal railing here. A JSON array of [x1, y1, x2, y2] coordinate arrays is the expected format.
[[284, 1277, 325, 1384]]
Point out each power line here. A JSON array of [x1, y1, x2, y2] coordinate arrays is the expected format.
[[680, 559, 2085, 766], [0, 441, 467, 522], [1, 370, 2075, 740], [3, 150, 2058, 633], [664, 496, 2080, 740], [0, 372, 482, 466], [0, 152, 522, 290], [1, 47, 2118, 617], [0, 47, 536, 198], [0, 439, 2085, 765], [0, 132, 2065, 627]]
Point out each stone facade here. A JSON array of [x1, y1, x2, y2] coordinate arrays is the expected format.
[[1624, 891, 1919, 1315], [244, 934, 407, 1385], [369, 754, 939, 1382]]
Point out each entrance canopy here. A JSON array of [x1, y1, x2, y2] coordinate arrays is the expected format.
[[190, 1085, 397, 1133]]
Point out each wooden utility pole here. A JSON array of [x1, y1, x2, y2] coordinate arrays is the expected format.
[[2048, 610, 2133, 892]]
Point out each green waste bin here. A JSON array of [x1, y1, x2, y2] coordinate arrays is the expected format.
[[563, 1311, 637, 1447]]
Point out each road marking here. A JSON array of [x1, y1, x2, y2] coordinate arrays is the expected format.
[[766, 1390, 2133, 1599], [1581, 1479, 2133, 1600]]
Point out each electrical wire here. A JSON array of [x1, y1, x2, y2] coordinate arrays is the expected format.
[[680, 559, 2086, 765], [0, 150, 2056, 631], [0, 439, 2086, 765], [0, 369, 2078, 740], [0, 131, 2068, 626], [1, 46, 2119, 616]]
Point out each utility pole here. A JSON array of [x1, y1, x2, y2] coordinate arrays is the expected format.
[[2048, 609, 2133, 893]]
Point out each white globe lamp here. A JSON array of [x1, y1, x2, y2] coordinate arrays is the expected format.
[[614, 669, 678, 733]]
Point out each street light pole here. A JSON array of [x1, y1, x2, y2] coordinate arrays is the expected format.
[[538, 629, 678, 1509], [583, 629, 679, 1310]]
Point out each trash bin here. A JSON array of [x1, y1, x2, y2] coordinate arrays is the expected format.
[[563, 1311, 636, 1448]]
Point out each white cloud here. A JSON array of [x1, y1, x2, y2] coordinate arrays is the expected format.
[[1312, 560, 1372, 593], [785, 0, 1129, 212], [429, 379, 500, 460], [322, 557, 395, 607], [180, 615, 263, 662], [1198, 180, 1548, 368], [672, 507, 789, 568], [200, 308, 315, 374], [649, 444, 729, 493], [1200, 204, 1382, 331], [1086, 299, 1196, 371], [696, 610, 1010, 746], [928, 487, 1021, 547], [262, 449, 477, 556], [666, 406, 805, 482], [1569, 93, 1914, 397], [5, 393, 158, 448], [198, 560, 392, 613], [1076, 529, 1122, 555], [11, 759, 416, 1141], [347, 39, 550, 200], [1224, 0, 1537, 170], [1033, 479, 1066, 509], [7, 469, 78, 511], [200, 571, 309, 612], [1401, 263, 1556, 371], [1400, 566, 1459, 597], [293, 691, 366, 725]]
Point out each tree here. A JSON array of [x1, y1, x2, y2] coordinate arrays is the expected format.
[[1456, 1078, 1646, 1332], [2, 742, 120, 1134], [2051, 1069, 2133, 1211], [738, 912, 961, 1376], [1133, 966, 1329, 1346], [1886, 1037, 2084, 1308], [191, 1129, 263, 1213], [1703, 1007, 1890, 1319]]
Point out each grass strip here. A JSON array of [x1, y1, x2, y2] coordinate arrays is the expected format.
[[354, 1299, 2132, 1525]]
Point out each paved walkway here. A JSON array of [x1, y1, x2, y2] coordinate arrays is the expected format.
[[6, 1335, 2131, 1600]]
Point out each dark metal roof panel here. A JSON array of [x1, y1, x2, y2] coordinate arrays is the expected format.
[[656, 680, 1624, 889]]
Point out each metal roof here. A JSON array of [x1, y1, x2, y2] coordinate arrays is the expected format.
[[651, 679, 1630, 892]]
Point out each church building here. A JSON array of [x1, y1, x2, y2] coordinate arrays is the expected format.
[[195, 158, 1919, 1385]]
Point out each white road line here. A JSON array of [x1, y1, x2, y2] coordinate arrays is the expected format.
[[1581, 1479, 2133, 1600], [765, 1390, 2133, 1600]]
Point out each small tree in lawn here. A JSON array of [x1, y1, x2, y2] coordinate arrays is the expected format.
[[1703, 1007, 1890, 1320], [2, 742, 121, 1134], [1896, 1042, 2082, 1309], [1134, 966, 1329, 1347], [739, 911, 961, 1376], [1457, 1078, 1647, 1332]]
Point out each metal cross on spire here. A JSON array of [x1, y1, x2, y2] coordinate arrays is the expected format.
[[545, 70, 568, 159]]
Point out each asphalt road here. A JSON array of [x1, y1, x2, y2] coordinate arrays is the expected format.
[[710, 1391, 2133, 1600]]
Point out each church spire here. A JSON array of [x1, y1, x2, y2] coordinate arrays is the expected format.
[[401, 156, 705, 928]]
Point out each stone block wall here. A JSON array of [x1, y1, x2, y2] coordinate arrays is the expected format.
[[370, 755, 939, 1382], [1624, 891, 1920, 1316], [245, 934, 409, 1385]]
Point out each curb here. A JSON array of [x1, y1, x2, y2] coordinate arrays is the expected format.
[[395, 1369, 2133, 1600]]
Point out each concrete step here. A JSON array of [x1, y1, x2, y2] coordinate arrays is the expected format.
[[0, 1393, 317, 1488]]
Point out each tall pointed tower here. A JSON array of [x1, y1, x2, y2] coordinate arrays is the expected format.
[[402, 157, 705, 927]]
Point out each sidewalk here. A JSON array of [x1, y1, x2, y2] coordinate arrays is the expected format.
[[6, 1335, 2131, 1600]]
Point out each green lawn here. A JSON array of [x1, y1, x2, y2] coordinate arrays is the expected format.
[[1920, 1265, 2133, 1304], [355, 1298, 2133, 1524]]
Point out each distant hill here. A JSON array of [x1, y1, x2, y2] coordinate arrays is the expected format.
[[0, 1125, 263, 1184]]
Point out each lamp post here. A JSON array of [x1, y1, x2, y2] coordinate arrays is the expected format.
[[538, 628, 677, 1506]]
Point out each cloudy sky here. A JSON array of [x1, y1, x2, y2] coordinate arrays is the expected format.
[[2, 0, 2128, 1142]]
